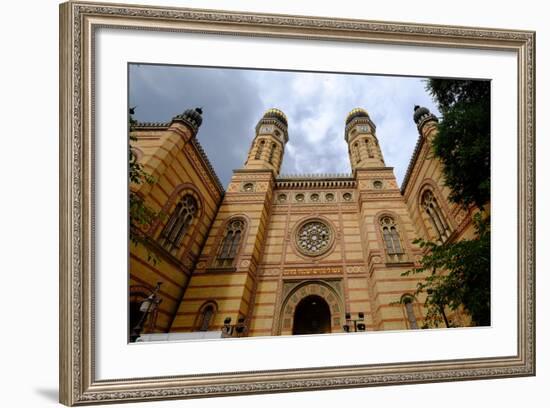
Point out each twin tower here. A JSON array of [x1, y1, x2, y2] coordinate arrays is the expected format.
[[243, 107, 385, 175], [131, 101, 445, 335]]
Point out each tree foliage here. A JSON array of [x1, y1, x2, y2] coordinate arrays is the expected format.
[[403, 79, 491, 328], [128, 109, 160, 264], [427, 79, 490, 210], [403, 214, 491, 327]]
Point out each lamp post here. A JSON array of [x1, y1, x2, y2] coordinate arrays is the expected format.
[[222, 317, 247, 338], [343, 312, 366, 332], [130, 282, 163, 342]]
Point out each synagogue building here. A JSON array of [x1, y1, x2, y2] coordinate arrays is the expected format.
[[129, 106, 476, 339]]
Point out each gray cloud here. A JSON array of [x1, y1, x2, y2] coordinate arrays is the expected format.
[[129, 64, 439, 187]]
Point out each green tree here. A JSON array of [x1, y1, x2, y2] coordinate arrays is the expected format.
[[128, 108, 160, 264], [403, 79, 491, 328], [427, 79, 490, 210], [403, 214, 490, 327]]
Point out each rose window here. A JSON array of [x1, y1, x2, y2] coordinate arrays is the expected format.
[[296, 221, 332, 256]]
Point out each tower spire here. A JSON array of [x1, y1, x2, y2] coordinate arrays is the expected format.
[[413, 105, 438, 136], [344, 108, 385, 170], [244, 108, 288, 175]]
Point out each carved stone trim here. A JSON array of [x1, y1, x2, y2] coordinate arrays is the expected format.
[[60, 2, 535, 405]]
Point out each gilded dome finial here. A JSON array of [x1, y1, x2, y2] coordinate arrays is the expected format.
[[262, 108, 288, 127], [345, 108, 369, 125]]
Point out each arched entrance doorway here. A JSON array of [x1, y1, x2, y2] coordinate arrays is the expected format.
[[278, 281, 344, 336], [292, 295, 332, 335]]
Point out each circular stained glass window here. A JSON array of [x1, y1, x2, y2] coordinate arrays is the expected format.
[[343, 192, 352, 201], [243, 183, 254, 192], [296, 193, 305, 202], [373, 180, 383, 189], [325, 193, 334, 202], [296, 220, 333, 256], [310, 193, 320, 202], [278, 193, 287, 203]]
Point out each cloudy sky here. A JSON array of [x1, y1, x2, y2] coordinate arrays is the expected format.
[[129, 64, 440, 187]]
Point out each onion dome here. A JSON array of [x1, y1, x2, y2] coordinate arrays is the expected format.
[[171, 107, 203, 133], [262, 108, 288, 127], [413, 105, 438, 131], [413, 105, 431, 124], [345, 108, 369, 125], [256, 108, 289, 143], [344, 107, 376, 143]]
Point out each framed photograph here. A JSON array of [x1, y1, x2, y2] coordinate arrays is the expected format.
[[59, 1, 535, 405]]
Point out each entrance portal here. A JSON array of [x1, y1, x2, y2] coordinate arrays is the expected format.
[[292, 295, 332, 335]]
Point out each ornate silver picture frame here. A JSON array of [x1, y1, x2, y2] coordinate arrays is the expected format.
[[59, 1, 535, 405]]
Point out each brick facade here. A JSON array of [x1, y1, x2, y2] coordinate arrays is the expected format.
[[129, 106, 475, 337]]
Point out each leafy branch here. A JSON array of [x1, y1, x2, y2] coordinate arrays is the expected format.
[[402, 214, 490, 328], [401, 79, 491, 328], [129, 109, 162, 265]]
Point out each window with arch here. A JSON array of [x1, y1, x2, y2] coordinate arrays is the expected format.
[[380, 216, 405, 262], [197, 303, 216, 331], [401, 295, 418, 329], [421, 189, 451, 242], [268, 143, 277, 164], [255, 139, 265, 160], [353, 142, 360, 163], [365, 138, 374, 158], [159, 194, 198, 251], [215, 218, 245, 267]]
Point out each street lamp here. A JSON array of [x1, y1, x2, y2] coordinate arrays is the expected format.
[[343, 312, 366, 332], [222, 317, 233, 336], [222, 316, 247, 337], [130, 282, 163, 342]]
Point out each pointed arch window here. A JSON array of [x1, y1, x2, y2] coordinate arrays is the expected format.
[[255, 140, 265, 160], [268, 143, 277, 164], [159, 194, 198, 251], [421, 190, 451, 241], [216, 218, 245, 267], [380, 216, 406, 262], [365, 138, 374, 158], [401, 295, 418, 329], [380, 216, 403, 254], [198, 304, 215, 331]]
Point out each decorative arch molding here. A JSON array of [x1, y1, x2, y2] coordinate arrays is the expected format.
[[208, 213, 251, 270], [254, 138, 266, 159], [130, 146, 144, 161], [417, 180, 455, 241], [399, 293, 422, 330], [278, 280, 344, 336], [147, 183, 207, 264], [193, 300, 219, 331], [399, 293, 417, 303], [363, 136, 374, 158], [150, 183, 205, 237], [372, 209, 414, 262], [417, 180, 456, 224]]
